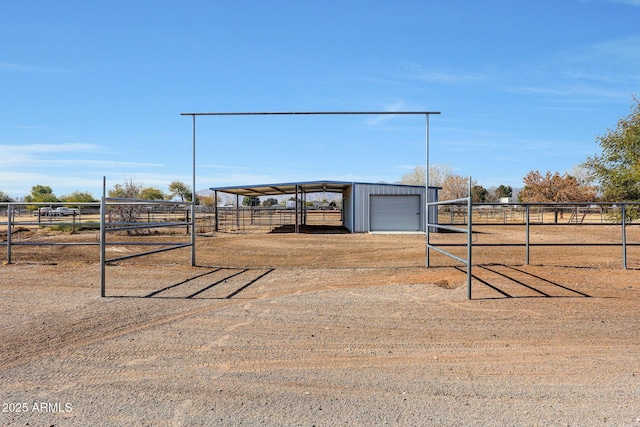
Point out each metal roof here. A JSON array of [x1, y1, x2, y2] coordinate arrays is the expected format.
[[209, 180, 431, 197], [210, 180, 353, 197]]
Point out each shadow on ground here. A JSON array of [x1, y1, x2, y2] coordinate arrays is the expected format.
[[111, 267, 274, 299], [269, 225, 350, 234], [455, 264, 592, 299]]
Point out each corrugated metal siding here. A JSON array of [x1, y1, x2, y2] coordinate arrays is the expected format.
[[343, 183, 438, 233], [343, 186, 354, 232], [347, 183, 438, 233]]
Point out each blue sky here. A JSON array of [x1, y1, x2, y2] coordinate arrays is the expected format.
[[2, 0, 640, 199]]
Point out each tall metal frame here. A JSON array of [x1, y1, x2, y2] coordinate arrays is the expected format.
[[180, 110, 441, 266]]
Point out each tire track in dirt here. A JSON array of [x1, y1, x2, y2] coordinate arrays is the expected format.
[[0, 297, 242, 372]]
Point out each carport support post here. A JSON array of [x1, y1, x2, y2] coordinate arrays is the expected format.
[[214, 190, 219, 232], [236, 195, 240, 229], [303, 190, 307, 225]]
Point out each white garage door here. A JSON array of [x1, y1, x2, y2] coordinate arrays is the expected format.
[[370, 195, 421, 232]]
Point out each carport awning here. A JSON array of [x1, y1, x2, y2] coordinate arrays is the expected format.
[[210, 180, 353, 197]]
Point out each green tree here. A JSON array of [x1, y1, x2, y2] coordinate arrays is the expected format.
[[60, 191, 96, 210], [585, 97, 640, 202], [169, 181, 192, 202], [242, 196, 260, 206], [262, 197, 278, 207], [494, 185, 513, 199], [140, 187, 166, 200], [24, 185, 58, 204], [61, 191, 96, 203], [0, 190, 14, 202], [471, 185, 488, 202]]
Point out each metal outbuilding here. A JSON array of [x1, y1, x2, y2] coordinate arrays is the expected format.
[[210, 180, 439, 233]]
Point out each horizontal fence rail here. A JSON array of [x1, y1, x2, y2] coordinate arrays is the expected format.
[[1, 202, 102, 263], [213, 206, 343, 233], [431, 201, 640, 270], [100, 197, 196, 297]]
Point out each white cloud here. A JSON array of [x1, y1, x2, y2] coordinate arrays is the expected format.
[[0, 143, 160, 169], [0, 142, 171, 197], [397, 63, 486, 85], [1, 143, 102, 154], [569, 37, 640, 68], [606, 0, 640, 5], [498, 36, 640, 103], [0, 61, 71, 74]]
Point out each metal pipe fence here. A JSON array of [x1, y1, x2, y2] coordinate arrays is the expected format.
[[213, 206, 342, 233], [427, 178, 473, 299], [438, 202, 638, 226], [1, 202, 102, 264], [4, 199, 640, 299], [433, 201, 640, 270], [99, 198, 195, 297]]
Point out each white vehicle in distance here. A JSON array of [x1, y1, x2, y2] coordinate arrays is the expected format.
[[50, 207, 80, 216], [32, 207, 54, 216]]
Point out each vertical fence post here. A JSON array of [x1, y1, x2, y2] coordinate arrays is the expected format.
[[191, 114, 197, 267], [467, 177, 473, 300], [7, 204, 13, 264], [622, 204, 627, 269], [236, 195, 240, 229], [426, 199, 431, 268], [295, 185, 299, 234], [100, 178, 106, 297], [525, 204, 530, 265]]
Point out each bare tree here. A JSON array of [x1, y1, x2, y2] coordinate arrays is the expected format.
[[440, 175, 474, 201], [429, 164, 454, 187], [399, 165, 425, 185], [400, 164, 454, 186], [107, 178, 145, 233], [569, 164, 594, 187]]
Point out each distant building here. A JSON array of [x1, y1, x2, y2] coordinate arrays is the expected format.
[[499, 197, 518, 204], [210, 180, 440, 233]]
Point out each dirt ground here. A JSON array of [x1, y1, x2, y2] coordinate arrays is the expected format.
[[1, 226, 639, 426]]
